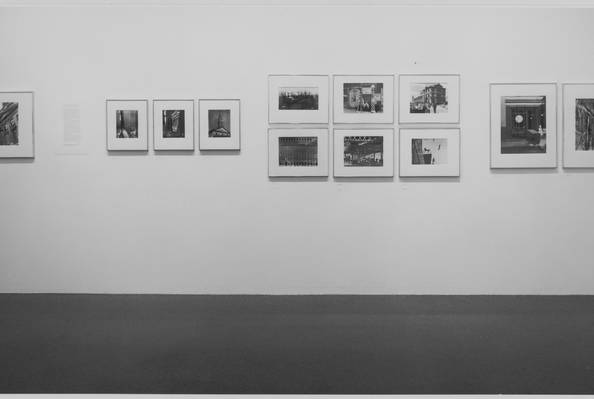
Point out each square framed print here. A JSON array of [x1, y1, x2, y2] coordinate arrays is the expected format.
[[490, 83, 557, 168], [333, 129, 394, 177], [399, 74, 460, 124], [333, 75, 394, 124], [268, 128, 328, 177], [268, 75, 329, 124], [399, 128, 460, 177], [0, 91, 34, 158], [563, 83, 594, 168], [153, 99, 195, 150], [199, 99, 240, 151], [106, 99, 148, 151]]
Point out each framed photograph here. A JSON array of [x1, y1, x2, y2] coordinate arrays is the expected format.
[[333, 75, 394, 124], [0, 91, 34, 158], [399, 74, 460, 124], [490, 83, 557, 168], [333, 129, 394, 177], [399, 128, 460, 177], [563, 83, 594, 168], [268, 75, 329, 124], [153, 99, 194, 150], [105, 99, 148, 151], [268, 128, 328, 177], [199, 99, 240, 151]]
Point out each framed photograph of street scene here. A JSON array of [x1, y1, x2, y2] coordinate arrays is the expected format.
[[0, 91, 34, 158], [399, 74, 460, 124], [268, 128, 328, 177], [268, 75, 329, 124], [106, 99, 148, 151], [563, 83, 594, 168], [199, 99, 240, 151], [490, 83, 557, 168], [153, 99, 194, 151], [399, 128, 460, 177], [333, 75, 394, 124], [333, 129, 394, 177]]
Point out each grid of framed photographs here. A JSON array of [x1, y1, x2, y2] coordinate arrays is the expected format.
[[0, 91, 34, 158]]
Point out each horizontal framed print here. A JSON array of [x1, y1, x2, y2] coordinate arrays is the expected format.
[[333, 75, 394, 124], [490, 83, 557, 168], [268, 75, 329, 124], [563, 83, 594, 168], [199, 99, 240, 151], [399, 74, 460, 124], [0, 91, 34, 158], [399, 128, 460, 177], [106, 99, 148, 151], [153, 99, 195, 150], [268, 128, 328, 177], [333, 129, 394, 177]]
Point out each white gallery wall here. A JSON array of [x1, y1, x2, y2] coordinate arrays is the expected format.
[[1, 2, 594, 294]]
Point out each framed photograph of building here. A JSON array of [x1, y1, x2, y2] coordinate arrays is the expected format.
[[490, 83, 557, 168], [399, 128, 460, 177], [268, 75, 329, 124], [106, 99, 148, 151], [153, 99, 194, 150], [333, 75, 394, 124], [399, 74, 460, 124], [199, 99, 240, 151], [0, 91, 34, 158], [333, 129, 394, 177], [563, 83, 594, 168], [268, 128, 328, 177]]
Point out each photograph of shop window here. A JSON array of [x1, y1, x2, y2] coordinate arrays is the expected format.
[[500, 96, 546, 154]]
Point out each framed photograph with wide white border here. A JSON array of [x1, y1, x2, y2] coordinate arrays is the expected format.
[[333, 75, 394, 124], [268, 75, 329, 124], [106, 99, 148, 151], [268, 128, 328, 177], [153, 99, 194, 151], [333, 129, 394, 177], [199, 99, 240, 151], [0, 91, 34, 158], [490, 83, 557, 168], [399, 74, 460, 124], [399, 128, 460, 177], [563, 83, 594, 168]]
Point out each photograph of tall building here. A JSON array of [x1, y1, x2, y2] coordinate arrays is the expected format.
[[576, 98, 594, 151], [0, 102, 18, 146]]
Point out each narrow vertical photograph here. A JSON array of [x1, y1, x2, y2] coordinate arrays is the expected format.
[[409, 83, 448, 114], [575, 98, 594, 151], [0, 102, 19, 146], [208, 109, 231, 138], [278, 136, 318, 167], [500, 96, 546, 154], [411, 138, 448, 165], [115, 110, 138, 139], [278, 87, 319, 110], [162, 110, 185, 138], [343, 136, 383, 167]]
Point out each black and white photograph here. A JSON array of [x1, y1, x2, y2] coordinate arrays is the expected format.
[[116, 110, 138, 139], [562, 84, 594, 167], [333, 129, 394, 177], [342, 83, 383, 114], [0, 92, 34, 158], [0, 102, 18, 146], [344, 136, 383, 167], [575, 98, 594, 151], [278, 87, 319, 110], [208, 109, 231, 137], [409, 83, 448, 114], [400, 128, 459, 177], [500, 96, 546, 154], [411, 138, 448, 165], [279, 136, 318, 167], [333, 75, 394, 124], [153, 100, 194, 150], [106, 100, 148, 151], [199, 99, 240, 151], [399, 75, 460, 124], [269, 128, 328, 177], [162, 109, 185, 138], [269, 75, 329, 124]]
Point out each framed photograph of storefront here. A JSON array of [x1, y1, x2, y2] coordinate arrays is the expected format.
[[333, 129, 394, 177], [490, 83, 557, 168], [106, 99, 148, 151], [563, 83, 594, 168], [153, 99, 195, 151], [333, 75, 394, 124], [0, 91, 34, 158], [199, 99, 240, 151], [399, 128, 460, 177], [268, 75, 329, 124], [399, 74, 460, 124], [268, 128, 328, 177]]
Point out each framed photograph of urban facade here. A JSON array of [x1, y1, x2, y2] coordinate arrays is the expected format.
[[268, 75, 329, 124], [0, 92, 34, 158], [153, 99, 194, 150], [399, 128, 460, 177], [490, 83, 557, 168], [268, 128, 328, 177], [106, 99, 148, 151], [199, 99, 240, 150], [399, 74, 460, 124], [333, 75, 394, 124], [563, 83, 594, 168], [333, 129, 394, 177]]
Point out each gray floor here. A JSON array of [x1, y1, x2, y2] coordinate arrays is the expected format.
[[0, 294, 593, 394]]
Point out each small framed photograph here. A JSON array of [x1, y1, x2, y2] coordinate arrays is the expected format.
[[399, 74, 460, 124], [199, 99, 240, 151], [399, 128, 460, 177], [0, 91, 34, 158], [268, 128, 329, 177], [333, 129, 394, 177], [333, 75, 394, 124], [153, 99, 194, 150], [106, 99, 148, 151], [268, 75, 329, 124], [563, 83, 594, 168], [490, 83, 557, 168]]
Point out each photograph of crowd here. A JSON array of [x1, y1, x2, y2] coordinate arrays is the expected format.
[[343, 136, 383, 167]]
